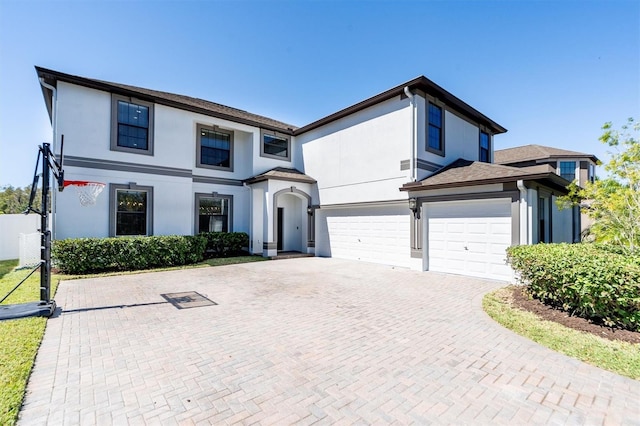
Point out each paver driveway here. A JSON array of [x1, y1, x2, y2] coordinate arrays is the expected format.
[[19, 258, 640, 425]]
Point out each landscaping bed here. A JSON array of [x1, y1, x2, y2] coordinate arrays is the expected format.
[[509, 285, 640, 344]]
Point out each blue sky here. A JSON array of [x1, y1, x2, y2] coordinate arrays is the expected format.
[[1, 0, 638, 187]]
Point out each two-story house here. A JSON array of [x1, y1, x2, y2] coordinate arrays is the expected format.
[[36, 67, 583, 281]]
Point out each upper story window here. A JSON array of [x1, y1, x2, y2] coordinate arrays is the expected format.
[[559, 161, 576, 182], [588, 163, 596, 183], [196, 193, 232, 233], [479, 131, 490, 163], [197, 124, 234, 171], [111, 94, 154, 155], [109, 183, 153, 237], [260, 129, 291, 161], [427, 102, 444, 156]]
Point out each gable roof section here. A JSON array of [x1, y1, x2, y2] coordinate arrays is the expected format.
[[400, 158, 571, 193], [494, 144, 599, 165], [244, 167, 316, 185], [35, 66, 297, 133], [294, 76, 507, 136]]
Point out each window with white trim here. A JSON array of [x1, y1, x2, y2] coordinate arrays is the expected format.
[[111, 95, 154, 155], [109, 184, 153, 236]]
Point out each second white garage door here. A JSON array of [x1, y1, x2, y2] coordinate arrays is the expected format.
[[426, 199, 513, 281], [315, 204, 411, 268]]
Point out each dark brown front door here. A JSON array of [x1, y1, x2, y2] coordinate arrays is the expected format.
[[277, 207, 284, 251]]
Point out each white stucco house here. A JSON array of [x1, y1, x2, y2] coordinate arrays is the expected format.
[[36, 67, 593, 281]]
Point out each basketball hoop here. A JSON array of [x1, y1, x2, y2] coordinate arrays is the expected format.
[[63, 180, 106, 206]]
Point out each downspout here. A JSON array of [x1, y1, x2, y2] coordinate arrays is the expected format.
[[404, 86, 417, 182], [517, 180, 528, 245], [39, 78, 58, 240]]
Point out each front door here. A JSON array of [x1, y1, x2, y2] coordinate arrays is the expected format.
[[277, 207, 284, 251]]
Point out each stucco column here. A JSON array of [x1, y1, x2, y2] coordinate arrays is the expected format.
[[262, 188, 277, 257]]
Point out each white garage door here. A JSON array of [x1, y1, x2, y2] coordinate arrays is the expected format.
[[426, 199, 513, 281], [316, 204, 410, 268]]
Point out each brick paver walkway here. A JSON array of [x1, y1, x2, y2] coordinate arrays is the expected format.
[[19, 258, 640, 425]]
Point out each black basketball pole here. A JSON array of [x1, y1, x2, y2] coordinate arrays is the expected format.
[[40, 143, 52, 303], [0, 140, 61, 320]]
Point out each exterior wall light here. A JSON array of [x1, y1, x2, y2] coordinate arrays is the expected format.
[[307, 206, 314, 216], [408, 197, 420, 219]]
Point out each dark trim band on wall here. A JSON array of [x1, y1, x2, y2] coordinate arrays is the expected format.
[[263, 242, 277, 250], [319, 199, 406, 209], [400, 159, 443, 172], [64, 156, 244, 186], [64, 156, 192, 178], [192, 175, 244, 186], [417, 190, 520, 204]]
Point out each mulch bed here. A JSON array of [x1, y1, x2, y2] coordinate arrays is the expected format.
[[508, 286, 640, 345]]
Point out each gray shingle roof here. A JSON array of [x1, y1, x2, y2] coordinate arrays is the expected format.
[[244, 167, 316, 185], [37, 67, 507, 137], [401, 159, 570, 192], [36, 67, 297, 133], [494, 144, 599, 165]]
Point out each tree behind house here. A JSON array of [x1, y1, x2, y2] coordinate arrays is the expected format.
[[558, 117, 640, 253], [0, 185, 44, 214]]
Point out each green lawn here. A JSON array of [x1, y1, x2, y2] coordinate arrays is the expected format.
[[0, 255, 269, 425], [201, 255, 269, 267], [483, 287, 640, 380], [0, 260, 59, 425]]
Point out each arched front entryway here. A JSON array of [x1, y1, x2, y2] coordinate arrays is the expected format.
[[273, 187, 314, 254]]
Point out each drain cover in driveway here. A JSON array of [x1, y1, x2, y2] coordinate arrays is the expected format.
[[160, 291, 217, 309]]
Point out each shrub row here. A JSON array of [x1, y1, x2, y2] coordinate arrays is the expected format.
[[506, 243, 640, 331], [199, 232, 249, 258], [53, 235, 207, 274]]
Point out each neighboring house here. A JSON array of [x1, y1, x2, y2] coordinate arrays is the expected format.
[[35, 67, 586, 281], [494, 145, 599, 239]]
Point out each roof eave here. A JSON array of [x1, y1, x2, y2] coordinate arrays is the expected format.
[[244, 175, 317, 185], [35, 67, 55, 122], [536, 155, 601, 164], [401, 172, 570, 193], [35, 66, 295, 134], [294, 76, 507, 136]]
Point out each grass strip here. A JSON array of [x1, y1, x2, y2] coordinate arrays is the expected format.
[[0, 260, 59, 425], [483, 287, 640, 380]]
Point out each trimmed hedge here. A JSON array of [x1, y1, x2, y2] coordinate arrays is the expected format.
[[506, 244, 640, 331], [200, 232, 249, 258], [52, 235, 207, 274]]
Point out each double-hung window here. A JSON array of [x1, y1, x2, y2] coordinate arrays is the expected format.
[[260, 130, 291, 161], [111, 95, 154, 155], [427, 102, 444, 155], [195, 193, 232, 233], [109, 184, 153, 236], [197, 125, 234, 171], [559, 161, 576, 182], [479, 131, 490, 163]]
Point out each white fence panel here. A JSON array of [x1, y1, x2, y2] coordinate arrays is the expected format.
[[0, 214, 41, 261], [19, 232, 43, 268]]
